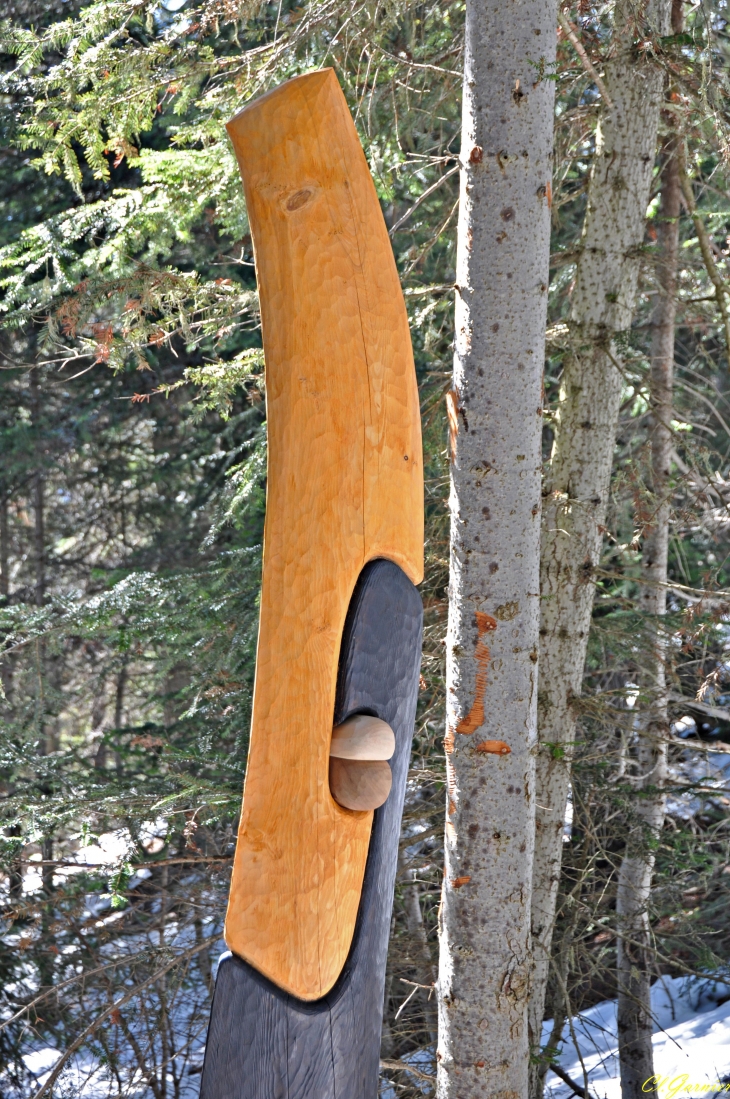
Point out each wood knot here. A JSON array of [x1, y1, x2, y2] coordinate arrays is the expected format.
[[285, 188, 313, 211]]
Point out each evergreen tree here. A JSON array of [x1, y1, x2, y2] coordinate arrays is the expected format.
[[0, 2, 729, 1096]]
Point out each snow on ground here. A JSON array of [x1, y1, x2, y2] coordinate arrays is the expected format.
[[19, 970, 730, 1097], [22, 1047, 121, 1098], [544, 975, 730, 1099], [2, 837, 222, 1098]]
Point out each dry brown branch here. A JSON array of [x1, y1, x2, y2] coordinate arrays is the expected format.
[[380, 1058, 435, 1083], [25, 854, 233, 869], [557, 12, 614, 110], [677, 144, 730, 357], [0, 951, 164, 1033], [389, 165, 459, 237], [31, 936, 218, 1099]]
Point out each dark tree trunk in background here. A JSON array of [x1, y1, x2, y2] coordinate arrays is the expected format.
[[0, 494, 8, 601], [529, 4, 672, 1091], [616, 3, 682, 1090]]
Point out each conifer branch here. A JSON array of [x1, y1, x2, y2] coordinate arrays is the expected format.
[[677, 142, 730, 357]]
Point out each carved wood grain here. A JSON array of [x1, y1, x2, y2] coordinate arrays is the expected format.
[[200, 559, 424, 1099], [224, 69, 423, 999]]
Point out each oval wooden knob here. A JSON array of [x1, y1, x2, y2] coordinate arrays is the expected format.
[[329, 758, 392, 811], [329, 715, 394, 810], [329, 714, 395, 760]]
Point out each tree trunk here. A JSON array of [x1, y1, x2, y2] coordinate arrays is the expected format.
[[616, 5, 682, 1088], [113, 658, 128, 775], [528, 3, 671, 1090], [0, 492, 13, 701], [29, 365, 56, 900], [0, 493, 8, 600], [30, 367, 45, 609], [2, 475, 20, 900], [437, 0, 555, 1093], [92, 685, 108, 770], [30, 366, 52, 759], [33, 463, 44, 610]]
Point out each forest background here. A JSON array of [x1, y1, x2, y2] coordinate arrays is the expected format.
[[0, 0, 729, 1097]]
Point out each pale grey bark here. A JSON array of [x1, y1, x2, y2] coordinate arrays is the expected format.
[[616, 11, 682, 1086], [528, 3, 670, 1091], [437, 0, 555, 1093]]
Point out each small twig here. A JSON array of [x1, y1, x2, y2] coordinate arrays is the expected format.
[[551, 963, 595, 1099], [667, 692, 730, 724], [380, 1058, 435, 1083], [31, 937, 218, 1099], [394, 982, 420, 1019], [0, 951, 163, 1033], [389, 165, 459, 237], [595, 567, 730, 601], [399, 977, 435, 1003], [399, 824, 442, 850], [668, 738, 730, 754], [677, 143, 730, 358], [557, 12, 614, 110], [550, 1062, 596, 1099], [373, 43, 462, 78], [24, 855, 233, 870], [404, 284, 455, 297]]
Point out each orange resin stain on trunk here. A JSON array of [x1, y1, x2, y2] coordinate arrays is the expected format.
[[446, 389, 460, 462], [475, 739, 511, 755], [456, 611, 497, 735]]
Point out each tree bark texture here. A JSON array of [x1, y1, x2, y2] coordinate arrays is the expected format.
[[30, 367, 44, 610], [437, 0, 555, 1094], [0, 494, 8, 600], [616, 9, 682, 1087], [528, 4, 671, 1090], [0, 492, 12, 702]]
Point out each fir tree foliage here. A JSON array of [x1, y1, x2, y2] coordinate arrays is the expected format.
[[0, 0, 730, 1095]]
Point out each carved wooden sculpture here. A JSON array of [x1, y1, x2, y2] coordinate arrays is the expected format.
[[200, 69, 423, 1098]]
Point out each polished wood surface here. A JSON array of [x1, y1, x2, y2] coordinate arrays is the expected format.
[[200, 561, 424, 1099], [329, 714, 395, 760], [224, 69, 423, 1000], [329, 758, 392, 812]]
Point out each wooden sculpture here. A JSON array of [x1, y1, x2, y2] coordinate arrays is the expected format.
[[200, 68, 424, 1098]]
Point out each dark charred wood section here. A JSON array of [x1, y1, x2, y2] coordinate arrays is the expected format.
[[199, 558, 423, 1099]]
